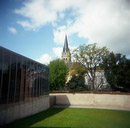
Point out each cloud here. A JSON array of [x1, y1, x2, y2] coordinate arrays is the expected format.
[[14, 0, 56, 30], [36, 46, 77, 64], [53, 46, 77, 59], [14, 0, 83, 31], [8, 27, 17, 34], [14, 0, 75, 31], [53, 0, 130, 56], [53, 26, 67, 45], [69, 46, 77, 52], [14, 0, 130, 56], [53, 47, 63, 58], [69, 0, 130, 56], [36, 54, 52, 65]]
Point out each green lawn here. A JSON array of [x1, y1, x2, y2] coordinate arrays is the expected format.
[[3, 108, 130, 128]]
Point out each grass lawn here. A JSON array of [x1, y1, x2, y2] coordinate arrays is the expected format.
[[3, 108, 130, 128]]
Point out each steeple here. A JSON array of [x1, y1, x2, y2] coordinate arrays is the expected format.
[[62, 35, 71, 64], [63, 35, 69, 53]]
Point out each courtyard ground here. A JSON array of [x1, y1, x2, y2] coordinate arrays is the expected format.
[[3, 107, 130, 128]]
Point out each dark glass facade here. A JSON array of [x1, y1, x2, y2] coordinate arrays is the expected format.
[[0, 46, 49, 106]]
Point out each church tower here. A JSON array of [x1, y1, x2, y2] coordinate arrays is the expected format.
[[62, 35, 71, 64]]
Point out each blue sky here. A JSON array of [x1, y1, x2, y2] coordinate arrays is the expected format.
[[0, 0, 130, 64]]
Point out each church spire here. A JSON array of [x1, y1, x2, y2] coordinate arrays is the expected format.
[[62, 35, 71, 64], [63, 35, 69, 53]]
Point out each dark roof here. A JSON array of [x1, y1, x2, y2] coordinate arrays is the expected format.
[[63, 35, 70, 53]]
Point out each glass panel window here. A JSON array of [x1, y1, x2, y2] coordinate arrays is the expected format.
[[0, 47, 49, 106], [30, 62, 34, 99], [34, 63, 38, 97], [15, 56, 22, 103], [26, 60, 30, 100], [0, 47, 3, 103], [25, 60, 30, 101], [21, 59, 26, 102], [37, 64, 40, 97], [1, 49, 10, 104], [9, 53, 16, 103]]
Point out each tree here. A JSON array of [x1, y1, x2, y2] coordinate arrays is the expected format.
[[67, 62, 86, 91], [101, 52, 130, 92], [70, 62, 86, 76], [67, 75, 85, 91], [72, 43, 109, 90], [49, 59, 68, 90]]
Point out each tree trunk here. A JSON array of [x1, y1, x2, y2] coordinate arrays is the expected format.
[[92, 70, 96, 90], [92, 77, 95, 90]]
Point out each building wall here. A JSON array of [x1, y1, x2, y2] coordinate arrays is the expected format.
[[50, 93, 130, 111], [0, 47, 50, 125], [0, 95, 49, 125], [85, 70, 109, 90], [62, 52, 71, 64]]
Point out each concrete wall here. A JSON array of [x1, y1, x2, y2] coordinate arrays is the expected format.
[[50, 95, 56, 108], [50, 93, 130, 111], [0, 95, 50, 126]]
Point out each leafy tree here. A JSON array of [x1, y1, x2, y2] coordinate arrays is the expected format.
[[67, 75, 85, 91], [101, 52, 130, 92], [72, 43, 109, 90], [67, 62, 86, 91], [49, 59, 68, 90], [70, 62, 86, 76]]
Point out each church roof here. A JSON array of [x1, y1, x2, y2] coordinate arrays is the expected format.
[[63, 35, 70, 53]]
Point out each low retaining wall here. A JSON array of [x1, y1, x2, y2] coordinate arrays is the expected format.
[[0, 95, 50, 126], [50, 93, 130, 111]]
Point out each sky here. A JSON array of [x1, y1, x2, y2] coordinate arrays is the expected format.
[[0, 0, 130, 65]]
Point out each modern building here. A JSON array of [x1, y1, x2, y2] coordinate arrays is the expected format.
[[0, 46, 50, 125], [62, 35, 71, 64]]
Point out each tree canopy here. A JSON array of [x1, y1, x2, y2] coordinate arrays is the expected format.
[[101, 52, 130, 92], [70, 62, 86, 76], [72, 43, 109, 90], [49, 59, 68, 90], [67, 75, 85, 91]]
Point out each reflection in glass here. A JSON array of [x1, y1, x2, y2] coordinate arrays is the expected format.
[[15, 56, 22, 103], [9, 53, 16, 103], [1, 50, 10, 104], [21, 59, 26, 102], [0, 48, 3, 104], [0, 47, 49, 105]]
